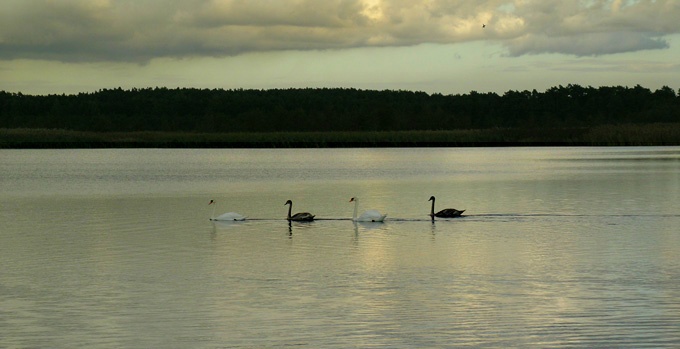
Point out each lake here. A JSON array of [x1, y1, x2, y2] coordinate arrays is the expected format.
[[1, 147, 679, 348]]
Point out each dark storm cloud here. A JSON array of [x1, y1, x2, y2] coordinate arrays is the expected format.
[[1, 0, 678, 63]]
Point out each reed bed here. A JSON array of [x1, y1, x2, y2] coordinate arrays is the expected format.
[[2, 124, 680, 148]]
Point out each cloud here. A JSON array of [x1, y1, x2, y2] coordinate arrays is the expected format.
[[506, 32, 669, 56], [501, 0, 676, 56], [0, 0, 678, 62]]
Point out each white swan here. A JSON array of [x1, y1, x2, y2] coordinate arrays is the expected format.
[[209, 200, 247, 221], [350, 197, 387, 222]]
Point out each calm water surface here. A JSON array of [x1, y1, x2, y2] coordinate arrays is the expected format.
[[1, 147, 680, 348]]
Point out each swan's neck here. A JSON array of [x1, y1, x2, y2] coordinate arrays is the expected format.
[[211, 204, 216, 220], [287, 203, 292, 220], [430, 198, 435, 216], [352, 199, 358, 221]]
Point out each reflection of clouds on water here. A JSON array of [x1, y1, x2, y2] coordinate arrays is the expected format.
[[352, 221, 389, 240], [354, 221, 387, 231], [3, 147, 680, 348]]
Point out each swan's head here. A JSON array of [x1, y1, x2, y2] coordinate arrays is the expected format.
[[349, 197, 356, 203], [209, 200, 215, 205], [428, 196, 435, 202], [284, 200, 292, 206]]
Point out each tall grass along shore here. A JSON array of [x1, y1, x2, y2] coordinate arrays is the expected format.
[[3, 123, 680, 148]]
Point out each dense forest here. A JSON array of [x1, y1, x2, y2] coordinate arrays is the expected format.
[[1, 84, 679, 133]]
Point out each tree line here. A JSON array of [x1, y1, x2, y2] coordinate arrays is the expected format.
[[1, 85, 678, 133]]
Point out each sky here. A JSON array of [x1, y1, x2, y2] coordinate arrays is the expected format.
[[1, 0, 679, 96]]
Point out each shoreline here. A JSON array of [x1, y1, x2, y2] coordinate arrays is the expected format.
[[2, 124, 680, 148], [5, 141, 678, 149]]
